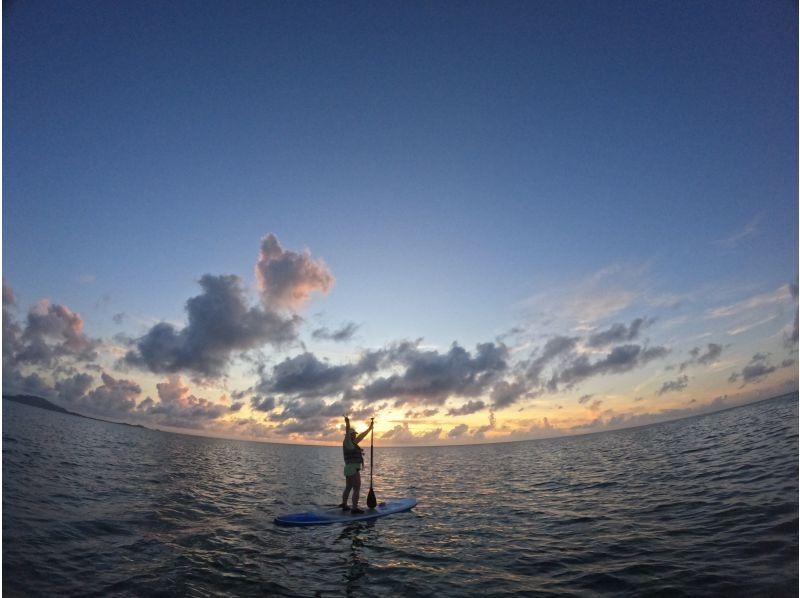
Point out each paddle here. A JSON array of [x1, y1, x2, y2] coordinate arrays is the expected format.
[[366, 417, 377, 509]]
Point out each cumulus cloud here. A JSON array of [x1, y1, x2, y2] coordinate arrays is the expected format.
[[405, 408, 439, 418], [657, 374, 689, 396], [62, 372, 141, 418], [259, 352, 367, 398], [137, 375, 228, 428], [448, 423, 469, 438], [55, 373, 94, 402], [586, 317, 651, 348], [679, 343, 723, 371], [311, 322, 359, 343], [256, 234, 334, 310], [358, 342, 508, 407], [124, 274, 300, 377], [251, 395, 277, 412], [728, 353, 779, 387], [446, 399, 486, 416], [490, 379, 530, 410], [553, 344, 669, 390], [381, 423, 441, 443], [11, 299, 99, 367], [526, 335, 578, 384]]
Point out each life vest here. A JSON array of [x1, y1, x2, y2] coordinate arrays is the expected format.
[[343, 439, 364, 465]]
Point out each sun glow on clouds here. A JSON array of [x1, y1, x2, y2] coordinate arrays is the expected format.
[[2, 237, 797, 445]]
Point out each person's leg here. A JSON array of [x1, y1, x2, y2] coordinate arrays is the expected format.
[[351, 471, 361, 509], [341, 476, 353, 508]]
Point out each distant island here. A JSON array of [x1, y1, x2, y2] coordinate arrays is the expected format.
[[3, 394, 149, 430]]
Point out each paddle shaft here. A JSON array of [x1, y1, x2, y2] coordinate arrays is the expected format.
[[370, 417, 374, 486]]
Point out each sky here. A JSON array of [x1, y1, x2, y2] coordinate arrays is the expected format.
[[3, 1, 798, 446]]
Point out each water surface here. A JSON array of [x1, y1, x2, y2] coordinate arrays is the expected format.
[[4, 393, 798, 596]]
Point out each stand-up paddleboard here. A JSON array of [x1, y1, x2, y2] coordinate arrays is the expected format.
[[275, 498, 417, 526]]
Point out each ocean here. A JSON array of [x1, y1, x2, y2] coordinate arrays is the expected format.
[[3, 393, 798, 597]]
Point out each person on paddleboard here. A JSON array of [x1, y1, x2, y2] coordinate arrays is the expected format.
[[339, 415, 373, 514]]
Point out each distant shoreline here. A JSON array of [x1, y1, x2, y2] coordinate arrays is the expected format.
[[2, 394, 150, 431]]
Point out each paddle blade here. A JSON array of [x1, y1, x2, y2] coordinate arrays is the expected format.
[[367, 487, 377, 509]]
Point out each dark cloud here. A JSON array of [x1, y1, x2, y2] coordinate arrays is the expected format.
[[446, 399, 486, 416], [586, 317, 650, 348], [728, 354, 779, 387], [489, 380, 529, 409], [255, 234, 334, 310], [657, 374, 689, 396], [268, 396, 349, 423], [578, 394, 593, 405], [448, 423, 469, 438], [311, 322, 359, 343], [2, 369, 53, 397], [526, 335, 578, 384], [405, 408, 439, 418], [359, 342, 508, 407], [554, 344, 669, 389], [251, 395, 277, 412], [55, 373, 94, 402], [136, 376, 228, 428], [680, 343, 723, 371], [10, 300, 99, 367], [260, 352, 365, 398], [124, 274, 300, 377], [62, 372, 141, 418]]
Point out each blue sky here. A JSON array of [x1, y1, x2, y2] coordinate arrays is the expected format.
[[4, 1, 797, 444]]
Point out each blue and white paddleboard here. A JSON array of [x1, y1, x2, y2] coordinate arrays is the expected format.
[[275, 498, 417, 526]]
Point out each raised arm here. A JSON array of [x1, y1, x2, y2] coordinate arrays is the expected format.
[[355, 419, 373, 444], [344, 415, 351, 434]]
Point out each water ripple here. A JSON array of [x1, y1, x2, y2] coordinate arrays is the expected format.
[[3, 393, 798, 596]]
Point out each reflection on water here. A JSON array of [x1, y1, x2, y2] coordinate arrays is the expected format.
[[3, 393, 798, 597]]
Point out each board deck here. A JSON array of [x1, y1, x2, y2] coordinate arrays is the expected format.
[[274, 498, 417, 526]]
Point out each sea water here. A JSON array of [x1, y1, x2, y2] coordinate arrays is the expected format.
[[3, 393, 798, 597]]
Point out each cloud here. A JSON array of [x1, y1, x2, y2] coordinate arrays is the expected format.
[[250, 395, 276, 412], [137, 375, 228, 428], [268, 396, 349, 423], [124, 274, 300, 377], [578, 394, 593, 405], [713, 216, 760, 248], [553, 344, 669, 390], [261, 352, 365, 398], [679, 343, 723, 371], [379, 423, 441, 443], [63, 372, 141, 418], [586, 317, 651, 348], [448, 423, 469, 438], [405, 408, 439, 418], [11, 299, 99, 367], [657, 374, 689, 396], [526, 335, 578, 384], [2, 369, 53, 397], [358, 342, 508, 407], [311, 322, 359, 342], [727, 354, 779, 387], [446, 399, 486, 416], [490, 379, 530, 409], [255, 234, 334, 310], [55, 373, 95, 402], [706, 285, 792, 319], [785, 282, 798, 349]]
